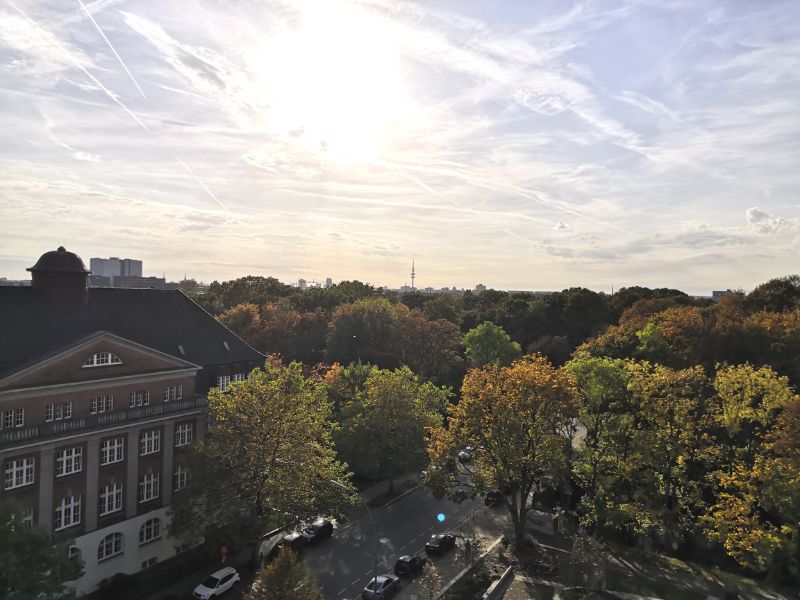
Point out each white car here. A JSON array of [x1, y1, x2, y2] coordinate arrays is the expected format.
[[193, 566, 240, 599]]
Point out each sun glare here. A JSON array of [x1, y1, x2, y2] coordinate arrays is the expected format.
[[251, 2, 407, 162]]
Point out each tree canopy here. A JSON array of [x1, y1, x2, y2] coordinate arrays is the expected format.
[[170, 362, 356, 545], [245, 549, 323, 600]]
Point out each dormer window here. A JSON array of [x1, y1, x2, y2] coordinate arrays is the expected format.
[[82, 352, 122, 368]]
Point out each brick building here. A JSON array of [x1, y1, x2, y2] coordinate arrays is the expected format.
[[0, 247, 262, 594]]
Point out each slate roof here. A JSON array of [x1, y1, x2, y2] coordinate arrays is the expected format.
[[0, 287, 263, 380]]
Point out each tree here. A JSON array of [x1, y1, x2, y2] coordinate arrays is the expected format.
[[337, 367, 448, 487], [327, 298, 398, 368], [746, 275, 800, 313], [0, 501, 83, 599], [394, 304, 463, 384], [428, 356, 578, 546], [463, 321, 521, 369], [565, 354, 633, 533], [170, 362, 355, 548], [245, 549, 323, 600], [217, 303, 264, 350]]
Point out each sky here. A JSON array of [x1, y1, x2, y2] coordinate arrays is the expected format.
[[0, 0, 798, 294]]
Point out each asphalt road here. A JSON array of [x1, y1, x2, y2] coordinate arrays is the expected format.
[[302, 488, 490, 600]]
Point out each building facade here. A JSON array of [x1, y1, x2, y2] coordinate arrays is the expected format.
[[0, 247, 262, 594]]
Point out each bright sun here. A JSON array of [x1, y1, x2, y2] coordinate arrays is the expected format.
[[252, 1, 407, 162]]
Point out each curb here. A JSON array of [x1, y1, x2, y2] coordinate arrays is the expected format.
[[434, 535, 504, 599]]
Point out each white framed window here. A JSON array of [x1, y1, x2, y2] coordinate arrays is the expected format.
[[56, 447, 83, 477], [139, 518, 161, 545], [139, 430, 161, 456], [97, 532, 123, 561], [54, 495, 81, 531], [83, 352, 122, 368], [21, 506, 34, 527], [141, 557, 158, 569], [139, 472, 160, 503], [90, 395, 113, 414], [216, 375, 231, 392], [129, 390, 150, 408], [232, 373, 246, 383], [4, 457, 35, 489], [173, 465, 191, 492], [174, 423, 193, 447], [46, 402, 72, 422], [1, 408, 24, 429], [163, 385, 183, 402], [100, 437, 125, 465], [99, 482, 123, 516]]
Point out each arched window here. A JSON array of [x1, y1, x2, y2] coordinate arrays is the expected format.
[[139, 518, 161, 545], [82, 352, 122, 368], [97, 532, 123, 561]]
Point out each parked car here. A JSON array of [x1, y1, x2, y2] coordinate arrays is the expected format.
[[301, 518, 334, 543], [193, 567, 240, 600], [362, 574, 401, 599], [485, 490, 503, 507], [424, 533, 457, 555], [457, 445, 475, 462], [394, 554, 427, 577], [282, 532, 306, 551]]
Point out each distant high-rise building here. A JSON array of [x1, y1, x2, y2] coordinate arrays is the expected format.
[[298, 278, 307, 290], [90, 257, 142, 278], [475, 283, 486, 293], [410, 260, 416, 291], [324, 277, 333, 289]]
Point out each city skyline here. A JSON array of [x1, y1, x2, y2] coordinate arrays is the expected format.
[[1, 0, 799, 295]]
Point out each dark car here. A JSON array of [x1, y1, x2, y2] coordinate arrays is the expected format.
[[424, 533, 457, 554], [362, 574, 401, 600], [301, 518, 334, 543], [485, 490, 503, 507], [282, 532, 306, 551], [393, 555, 426, 577]]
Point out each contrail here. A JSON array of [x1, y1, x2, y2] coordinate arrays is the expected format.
[[9, 1, 150, 133], [78, 0, 147, 100], [176, 157, 229, 211]]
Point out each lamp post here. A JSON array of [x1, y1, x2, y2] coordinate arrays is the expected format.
[[331, 479, 378, 592]]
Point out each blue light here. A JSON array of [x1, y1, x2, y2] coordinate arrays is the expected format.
[[437, 513, 446, 522]]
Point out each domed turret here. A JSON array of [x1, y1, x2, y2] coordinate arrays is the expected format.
[[27, 246, 90, 308]]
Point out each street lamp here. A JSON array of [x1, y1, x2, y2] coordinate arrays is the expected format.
[[330, 479, 379, 592]]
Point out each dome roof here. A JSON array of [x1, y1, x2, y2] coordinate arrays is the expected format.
[[27, 246, 89, 274]]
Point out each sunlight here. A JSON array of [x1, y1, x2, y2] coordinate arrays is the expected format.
[[251, 1, 408, 162]]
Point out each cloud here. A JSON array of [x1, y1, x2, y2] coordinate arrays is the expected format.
[[554, 221, 569, 231], [746, 207, 789, 234], [73, 151, 100, 162]]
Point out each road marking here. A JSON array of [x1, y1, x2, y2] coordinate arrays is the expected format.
[[351, 579, 360, 586], [538, 542, 571, 554], [398, 545, 406, 553], [337, 587, 346, 595]]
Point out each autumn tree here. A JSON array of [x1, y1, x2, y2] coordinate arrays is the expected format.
[[337, 367, 448, 489], [394, 304, 463, 384], [746, 275, 800, 313], [246, 549, 323, 600], [428, 356, 578, 546], [170, 362, 355, 549], [463, 321, 521, 369], [0, 501, 83, 599]]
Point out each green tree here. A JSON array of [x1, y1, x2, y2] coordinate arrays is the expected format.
[[170, 362, 355, 548], [428, 356, 578, 546], [245, 549, 323, 600], [565, 354, 633, 532], [394, 304, 463, 384], [327, 298, 398, 367], [337, 367, 448, 487], [746, 275, 800, 313], [463, 321, 521, 368], [0, 501, 83, 599]]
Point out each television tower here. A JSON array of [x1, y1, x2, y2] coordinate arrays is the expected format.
[[411, 259, 416, 291]]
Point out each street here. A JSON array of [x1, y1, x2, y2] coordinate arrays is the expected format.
[[304, 488, 496, 600]]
